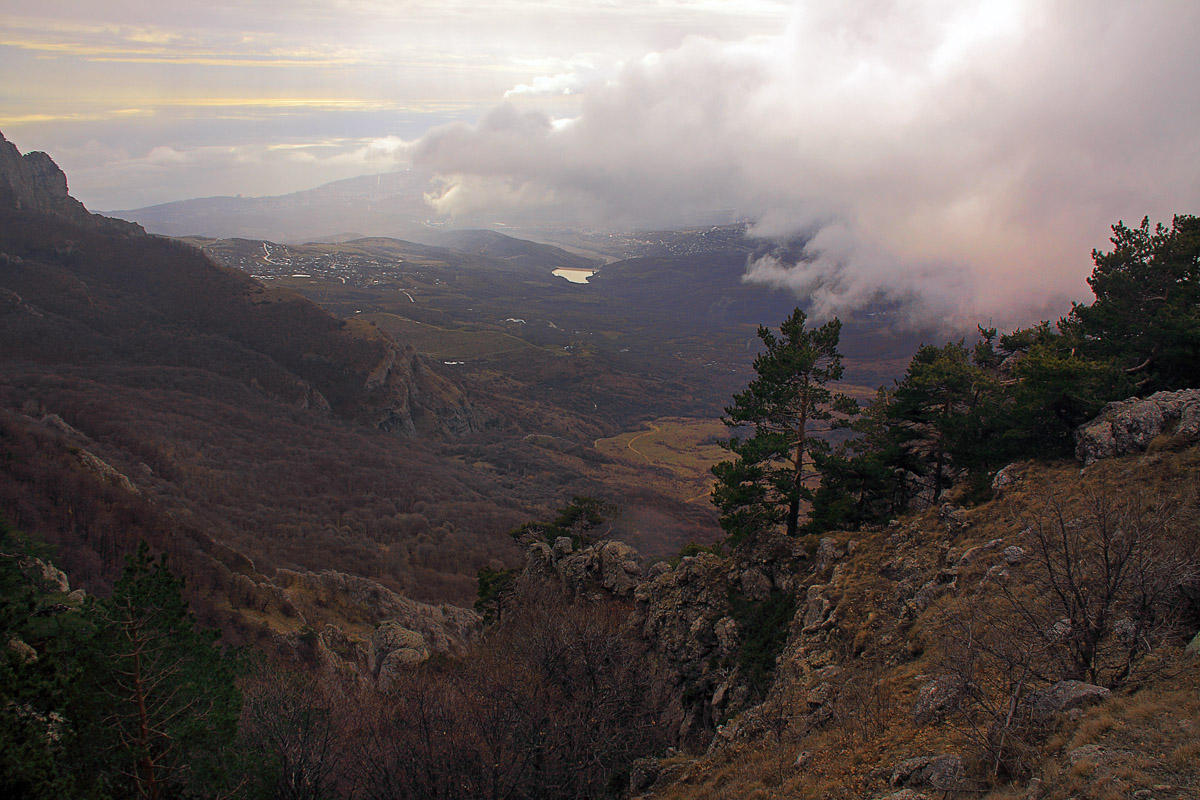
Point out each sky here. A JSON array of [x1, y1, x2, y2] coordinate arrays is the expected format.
[[3, 0, 1199, 325]]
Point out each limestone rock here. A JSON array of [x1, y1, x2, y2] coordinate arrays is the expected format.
[[0, 131, 142, 235], [992, 463, 1020, 492], [1027, 680, 1110, 720], [274, 568, 480, 657], [913, 674, 964, 723], [801, 584, 833, 633], [1003, 545, 1026, 565], [75, 448, 139, 495], [739, 567, 772, 601], [890, 754, 965, 791], [816, 537, 846, 575], [8, 636, 37, 663], [32, 558, 70, 593], [1075, 389, 1200, 464]]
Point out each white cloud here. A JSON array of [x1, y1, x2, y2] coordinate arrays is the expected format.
[[410, 0, 1200, 327]]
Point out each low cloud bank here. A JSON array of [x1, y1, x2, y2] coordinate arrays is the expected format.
[[410, 1, 1200, 328]]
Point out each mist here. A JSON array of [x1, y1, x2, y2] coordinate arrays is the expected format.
[[409, 1, 1200, 327]]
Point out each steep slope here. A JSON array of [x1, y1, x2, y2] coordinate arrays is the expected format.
[[492, 421, 1200, 799], [0, 131, 528, 642], [632, 442, 1200, 799]]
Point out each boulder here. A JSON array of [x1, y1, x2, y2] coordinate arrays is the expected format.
[[890, 754, 965, 791], [739, 567, 772, 601], [913, 675, 964, 723], [816, 537, 846, 575], [1027, 680, 1110, 720], [991, 463, 1020, 492], [801, 584, 833, 633], [1075, 389, 1200, 464], [628, 757, 660, 794], [32, 558, 70, 593]]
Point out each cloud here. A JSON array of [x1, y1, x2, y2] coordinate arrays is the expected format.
[[410, 0, 1200, 327]]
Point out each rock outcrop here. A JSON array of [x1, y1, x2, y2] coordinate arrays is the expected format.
[[1075, 389, 1200, 464], [270, 568, 481, 681], [0, 130, 142, 235]]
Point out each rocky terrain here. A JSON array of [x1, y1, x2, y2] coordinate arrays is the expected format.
[[461, 400, 1200, 800]]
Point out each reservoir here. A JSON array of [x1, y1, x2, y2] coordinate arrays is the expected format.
[[552, 268, 596, 284]]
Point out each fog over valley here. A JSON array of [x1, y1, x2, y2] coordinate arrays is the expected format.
[[5, 1, 1200, 326]]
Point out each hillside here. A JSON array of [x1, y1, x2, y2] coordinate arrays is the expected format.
[[501, 419, 1200, 800], [0, 130, 536, 631]]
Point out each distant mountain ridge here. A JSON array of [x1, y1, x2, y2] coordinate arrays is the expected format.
[[106, 170, 439, 242]]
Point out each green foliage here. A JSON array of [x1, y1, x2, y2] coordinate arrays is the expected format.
[[71, 543, 243, 799], [807, 388, 908, 532], [0, 519, 83, 800], [712, 308, 856, 545], [508, 495, 618, 548], [728, 589, 796, 698], [999, 332, 1125, 458], [1068, 215, 1200, 392], [887, 339, 998, 504], [474, 564, 519, 624], [677, 541, 725, 559]]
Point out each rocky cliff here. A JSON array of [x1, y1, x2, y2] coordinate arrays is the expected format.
[[500, 414, 1200, 799], [0, 131, 141, 236]]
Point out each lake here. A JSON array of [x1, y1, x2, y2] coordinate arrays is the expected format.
[[552, 268, 596, 284]]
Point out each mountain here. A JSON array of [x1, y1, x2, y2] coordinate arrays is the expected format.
[[106, 170, 437, 242], [0, 133, 141, 236], [0, 130, 534, 638]]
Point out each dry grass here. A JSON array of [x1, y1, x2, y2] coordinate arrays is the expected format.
[[645, 442, 1200, 800], [594, 417, 727, 502], [363, 312, 544, 360]]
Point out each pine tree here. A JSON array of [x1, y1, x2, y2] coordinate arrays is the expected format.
[[73, 543, 241, 800], [712, 308, 856, 544]]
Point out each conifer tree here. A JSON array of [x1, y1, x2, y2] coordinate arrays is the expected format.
[[73, 543, 241, 800], [712, 308, 856, 543]]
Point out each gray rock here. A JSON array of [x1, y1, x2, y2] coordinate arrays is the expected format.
[[739, 567, 772, 600], [1027, 680, 1110, 720], [1003, 545, 1026, 565], [816, 537, 846, 574], [913, 675, 964, 723], [890, 754, 965, 790], [713, 616, 740, 657], [628, 757, 660, 794], [802, 584, 833, 633], [7, 636, 37, 663], [957, 538, 1004, 566], [553, 536, 574, 556], [1075, 389, 1200, 464], [992, 463, 1019, 492], [32, 558, 70, 593]]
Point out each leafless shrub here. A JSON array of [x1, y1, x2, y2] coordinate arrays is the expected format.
[[935, 482, 1200, 780]]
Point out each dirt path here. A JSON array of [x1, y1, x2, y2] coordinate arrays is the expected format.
[[625, 422, 661, 462]]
